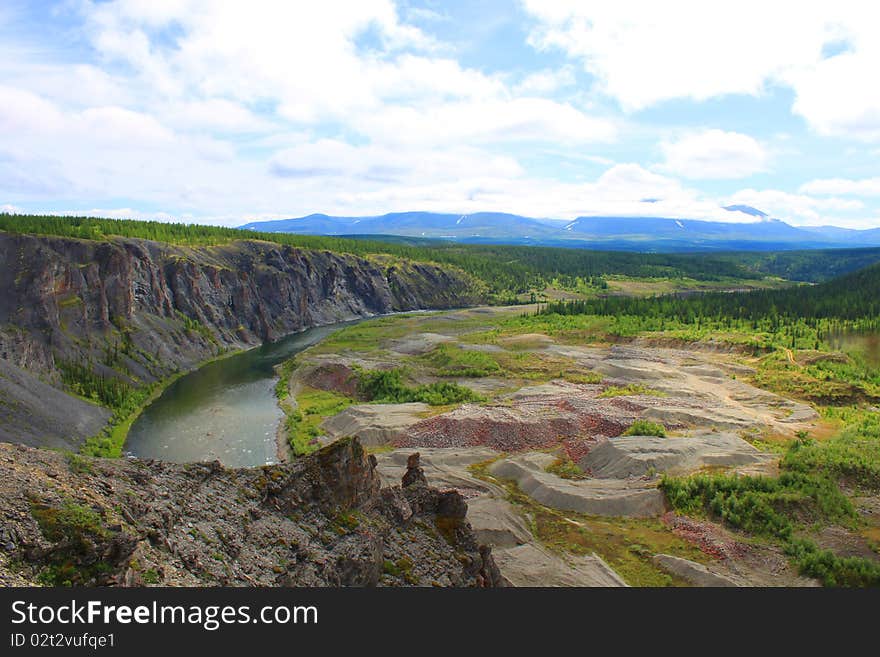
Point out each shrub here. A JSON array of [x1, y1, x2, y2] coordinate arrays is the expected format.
[[545, 457, 586, 480], [622, 420, 666, 437], [660, 471, 854, 541], [785, 538, 880, 587], [355, 368, 483, 406], [783, 414, 880, 489]]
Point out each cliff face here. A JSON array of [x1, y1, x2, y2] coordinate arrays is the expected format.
[[0, 232, 485, 447], [0, 437, 503, 587]]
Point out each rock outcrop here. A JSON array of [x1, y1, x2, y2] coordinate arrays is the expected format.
[[489, 452, 667, 518], [0, 232, 484, 448], [0, 437, 502, 587], [652, 554, 739, 587], [579, 431, 772, 478]]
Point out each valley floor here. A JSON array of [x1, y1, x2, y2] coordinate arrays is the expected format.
[[279, 305, 880, 586]]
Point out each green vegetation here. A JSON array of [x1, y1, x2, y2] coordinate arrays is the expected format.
[[784, 538, 880, 587], [64, 452, 94, 475], [661, 418, 880, 587], [421, 343, 500, 377], [2, 212, 782, 301], [539, 263, 880, 346], [31, 500, 108, 543], [783, 414, 880, 488], [284, 387, 354, 456], [661, 471, 855, 540], [623, 420, 667, 437], [599, 384, 665, 398], [355, 368, 483, 406], [31, 500, 113, 586], [722, 247, 880, 283], [57, 358, 138, 410], [545, 456, 587, 480], [56, 358, 159, 457]]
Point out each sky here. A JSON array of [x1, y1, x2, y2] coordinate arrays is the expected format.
[[1, 0, 879, 229]]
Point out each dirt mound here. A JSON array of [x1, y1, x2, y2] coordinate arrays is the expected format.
[[579, 431, 773, 478], [374, 448, 627, 587], [495, 543, 627, 587], [396, 403, 617, 451], [298, 363, 360, 397], [389, 332, 456, 355], [321, 403, 430, 446], [652, 554, 738, 587], [489, 453, 666, 517], [394, 378, 782, 452]]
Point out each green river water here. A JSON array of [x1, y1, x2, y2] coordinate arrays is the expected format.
[[125, 321, 353, 467]]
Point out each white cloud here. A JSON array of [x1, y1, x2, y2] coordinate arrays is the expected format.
[[800, 177, 880, 197], [514, 67, 576, 95], [522, 1, 880, 140], [724, 188, 868, 227], [268, 139, 523, 182], [659, 130, 769, 179], [354, 97, 616, 146], [2, 1, 878, 231]]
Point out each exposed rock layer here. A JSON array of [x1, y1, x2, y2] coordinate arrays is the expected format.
[[0, 233, 483, 448], [0, 437, 502, 587]]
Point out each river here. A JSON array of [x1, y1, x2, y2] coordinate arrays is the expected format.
[[125, 321, 354, 467]]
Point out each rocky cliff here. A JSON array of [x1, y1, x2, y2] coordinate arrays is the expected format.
[[0, 232, 485, 447], [0, 437, 503, 587]]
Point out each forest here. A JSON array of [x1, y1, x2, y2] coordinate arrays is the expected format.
[[541, 262, 880, 324], [7, 212, 880, 301]]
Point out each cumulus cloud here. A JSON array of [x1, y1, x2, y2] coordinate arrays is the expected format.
[[800, 177, 880, 197], [724, 188, 867, 227], [522, 1, 880, 141], [1, 1, 878, 230], [659, 130, 769, 179]]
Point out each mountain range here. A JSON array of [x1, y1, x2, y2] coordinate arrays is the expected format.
[[240, 208, 880, 252]]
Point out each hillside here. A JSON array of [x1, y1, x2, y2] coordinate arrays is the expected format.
[[0, 229, 483, 450], [1, 213, 778, 300]]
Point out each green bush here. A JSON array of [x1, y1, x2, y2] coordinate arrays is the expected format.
[[660, 471, 854, 541], [785, 538, 880, 587], [355, 368, 483, 406], [622, 420, 667, 437], [783, 415, 880, 489]]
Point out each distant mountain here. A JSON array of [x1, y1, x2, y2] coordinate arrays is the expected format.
[[240, 210, 880, 252], [801, 225, 880, 242], [722, 204, 768, 219], [241, 211, 560, 239]]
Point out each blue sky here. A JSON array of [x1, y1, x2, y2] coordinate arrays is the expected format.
[[1, 0, 879, 228]]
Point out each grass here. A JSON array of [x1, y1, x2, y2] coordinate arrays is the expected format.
[[782, 414, 880, 489], [599, 384, 666, 398], [420, 343, 500, 377], [284, 386, 354, 456], [623, 420, 667, 437]]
